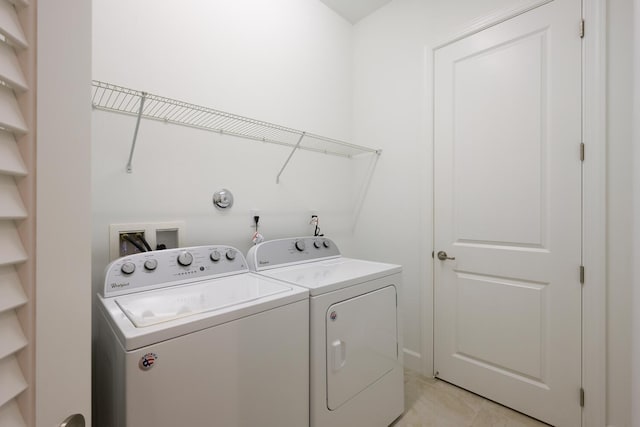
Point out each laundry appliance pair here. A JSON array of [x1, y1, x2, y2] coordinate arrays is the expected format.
[[96, 238, 403, 427]]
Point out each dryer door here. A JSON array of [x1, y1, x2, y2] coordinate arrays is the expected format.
[[326, 285, 398, 410]]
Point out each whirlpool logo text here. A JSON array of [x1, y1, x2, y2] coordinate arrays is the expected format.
[[110, 282, 130, 289]]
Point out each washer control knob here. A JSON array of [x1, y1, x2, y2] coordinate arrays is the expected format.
[[323, 240, 330, 249], [225, 249, 237, 261], [210, 250, 221, 262], [177, 251, 193, 267], [313, 240, 322, 249], [121, 262, 135, 275], [295, 240, 306, 251], [144, 259, 158, 271]]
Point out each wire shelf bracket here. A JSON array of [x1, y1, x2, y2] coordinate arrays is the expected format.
[[276, 132, 306, 184], [125, 92, 146, 173], [91, 80, 382, 178]]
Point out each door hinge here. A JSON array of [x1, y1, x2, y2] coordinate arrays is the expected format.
[[580, 265, 585, 284], [580, 387, 585, 407], [580, 142, 585, 161], [580, 19, 585, 38]]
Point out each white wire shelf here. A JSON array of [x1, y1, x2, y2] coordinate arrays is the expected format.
[[91, 80, 381, 180]]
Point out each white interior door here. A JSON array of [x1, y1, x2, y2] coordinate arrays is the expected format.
[[433, 1, 582, 426]]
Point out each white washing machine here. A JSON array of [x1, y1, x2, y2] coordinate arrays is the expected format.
[[247, 237, 404, 427], [95, 245, 309, 427]]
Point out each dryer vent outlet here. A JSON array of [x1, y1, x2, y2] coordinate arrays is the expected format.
[[156, 229, 179, 251]]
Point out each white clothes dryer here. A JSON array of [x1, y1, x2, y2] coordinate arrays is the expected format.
[[95, 245, 309, 427], [247, 237, 404, 427]]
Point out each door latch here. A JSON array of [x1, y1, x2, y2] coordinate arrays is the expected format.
[[437, 251, 455, 261]]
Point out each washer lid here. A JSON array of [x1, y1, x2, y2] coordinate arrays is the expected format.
[[259, 257, 401, 296], [115, 276, 291, 327], [99, 273, 309, 351]]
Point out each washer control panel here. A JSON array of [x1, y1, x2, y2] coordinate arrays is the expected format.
[[246, 237, 340, 271], [103, 245, 247, 297]]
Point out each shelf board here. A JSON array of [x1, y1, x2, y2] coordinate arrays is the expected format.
[[91, 80, 380, 159]]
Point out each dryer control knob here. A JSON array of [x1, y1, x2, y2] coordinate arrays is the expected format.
[[313, 241, 322, 249], [144, 259, 158, 271], [210, 250, 221, 262], [225, 249, 237, 261], [295, 240, 306, 251], [177, 251, 193, 267], [121, 261, 136, 275], [323, 240, 330, 249]]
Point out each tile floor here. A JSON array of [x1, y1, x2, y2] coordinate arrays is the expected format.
[[391, 369, 550, 427]]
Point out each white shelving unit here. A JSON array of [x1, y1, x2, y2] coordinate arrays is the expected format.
[[91, 81, 381, 182]]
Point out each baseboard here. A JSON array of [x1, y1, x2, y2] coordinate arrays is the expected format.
[[403, 348, 422, 372]]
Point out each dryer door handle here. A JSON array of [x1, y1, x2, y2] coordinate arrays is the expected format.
[[331, 340, 347, 372]]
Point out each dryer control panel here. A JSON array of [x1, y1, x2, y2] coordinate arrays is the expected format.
[[103, 245, 247, 297], [247, 237, 341, 271]]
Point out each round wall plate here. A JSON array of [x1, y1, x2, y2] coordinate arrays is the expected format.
[[213, 188, 234, 209]]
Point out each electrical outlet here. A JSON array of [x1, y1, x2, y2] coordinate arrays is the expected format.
[[249, 209, 261, 228]]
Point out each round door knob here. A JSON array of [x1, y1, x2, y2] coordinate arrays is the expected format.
[[144, 259, 158, 271], [121, 261, 136, 275], [313, 241, 322, 249], [177, 251, 193, 266], [210, 250, 221, 262], [225, 249, 236, 261], [295, 240, 306, 251], [437, 251, 455, 261]]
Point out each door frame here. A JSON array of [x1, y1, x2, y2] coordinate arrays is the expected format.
[[34, 0, 93, 425], [422, 0, 606, 425]]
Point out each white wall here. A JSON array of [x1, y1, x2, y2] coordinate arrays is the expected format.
[[91, 0, 367, 295], [352, 0, 634, 425], [351, 0, 429, 371], [605, 0, 633, 425], [350, 0, 524, 372]]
